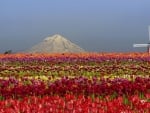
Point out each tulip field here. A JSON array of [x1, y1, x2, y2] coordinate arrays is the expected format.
[[0, 53, 150, 113]]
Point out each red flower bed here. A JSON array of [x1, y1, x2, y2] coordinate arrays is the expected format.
[[0, 77, 150, 99], [0, 94, 150, 113]]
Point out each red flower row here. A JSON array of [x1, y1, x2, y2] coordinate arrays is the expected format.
[[0, 77, 150, 99], [0, 94, 150, 113]]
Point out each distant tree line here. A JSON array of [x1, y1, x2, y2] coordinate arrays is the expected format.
[[4, 50, 12, 54]]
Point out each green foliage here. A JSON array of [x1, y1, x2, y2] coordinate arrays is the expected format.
[[0, 95, 4, 100], [139, 92, 145, 99], [123, 94, 130, 105], [110, 92, 118, 100]]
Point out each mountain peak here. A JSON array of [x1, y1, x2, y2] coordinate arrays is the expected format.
[[26, 34, 86, 53], [44, 34, 64, 41]]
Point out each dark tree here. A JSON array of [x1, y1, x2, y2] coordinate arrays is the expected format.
[[4, 50, 12, 54]]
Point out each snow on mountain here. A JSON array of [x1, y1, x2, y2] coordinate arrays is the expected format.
[[26, 34, 85, 53]]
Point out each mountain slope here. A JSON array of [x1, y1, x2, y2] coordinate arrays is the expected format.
[[26, 34, 85, 53]]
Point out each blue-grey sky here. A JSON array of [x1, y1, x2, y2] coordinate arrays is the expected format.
[[0, 0, 150, 53]]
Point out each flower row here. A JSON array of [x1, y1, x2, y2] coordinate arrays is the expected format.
[[1, 53, 150, 64], [0, 64, 150, 77], [0, 94, 150, 113], [0, 77, 150, 99]]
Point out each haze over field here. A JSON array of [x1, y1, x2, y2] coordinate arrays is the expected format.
[[0, 0, 150, 53]]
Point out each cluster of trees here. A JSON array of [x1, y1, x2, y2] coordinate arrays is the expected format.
[[4, 50, 12, 54]]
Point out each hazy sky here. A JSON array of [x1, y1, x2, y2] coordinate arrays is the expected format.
[[0, 0, 150, 53]]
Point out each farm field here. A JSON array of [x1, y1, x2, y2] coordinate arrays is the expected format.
[[0, 53, 150, 113]]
